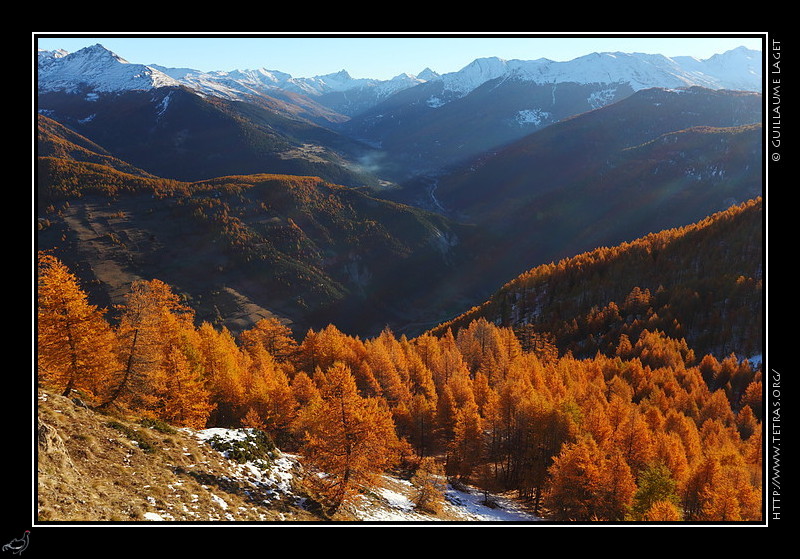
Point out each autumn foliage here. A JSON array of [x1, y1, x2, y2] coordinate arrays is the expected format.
[[36, 243, 763, 521], [434, 198, 763, 361]]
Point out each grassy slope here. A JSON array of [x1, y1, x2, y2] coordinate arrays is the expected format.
[[36, 389, 319, 523]]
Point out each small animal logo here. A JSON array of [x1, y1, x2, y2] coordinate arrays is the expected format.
[[2, 531, 29, 555]]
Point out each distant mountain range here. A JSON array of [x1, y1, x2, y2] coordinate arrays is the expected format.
[[37, 43, 762, 179], [35, 41, 764, 339], [38, 43, 762, 109], [340, 47, 762, 176]]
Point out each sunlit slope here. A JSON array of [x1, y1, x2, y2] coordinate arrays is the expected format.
[[37, 150, 467, 337], [38, 86, 380, 187], [432, 198, 763, 360], [422, 88, 761, 300]]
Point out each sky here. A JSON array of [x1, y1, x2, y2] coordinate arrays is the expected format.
[[34, 32, 766, 81]]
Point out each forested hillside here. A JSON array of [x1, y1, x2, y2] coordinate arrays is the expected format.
[[37, 202, 764, 521], [37, 117, 467, 336], [38, 87, 381, 187], [433, 198, 763, 361]]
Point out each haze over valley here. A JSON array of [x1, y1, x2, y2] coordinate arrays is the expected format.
[[37, 40, 763, 338]]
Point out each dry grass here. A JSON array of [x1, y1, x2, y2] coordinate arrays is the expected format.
[[36, 389, 320, 523], [36, 388, 537, 524]]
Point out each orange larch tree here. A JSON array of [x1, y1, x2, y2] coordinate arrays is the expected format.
[[37, 252, 118, 400], [199, 322, 248, 426], [155, 328, 215, 428], [145, 294, 214, 428], [544, 435, 607, 521], [298, 361, 409, 515], [99, 278, 189, 412], [446, 398, 484, 482], [241, 339, 298, 446], [240, 317, 298, 363]]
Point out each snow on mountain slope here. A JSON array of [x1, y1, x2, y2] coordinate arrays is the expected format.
[[673, 46, 763, 91], [152, 65, 296, 99], [164, 46, 761, 112], [439, 56, 530, 95], [513, 52, 717, 90], [38, 44, 433, 115], [37, 43, 761, 114], [438, 49, 762, 97], [37, 43, 181, 94], [153, 63, 429, 104]]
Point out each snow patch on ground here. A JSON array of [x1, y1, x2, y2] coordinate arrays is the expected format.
[[515, 109, 551, 126], [427, 96, 445, 108], [188, 427, 541, 523], [193, 428, 300, 500], [351, 475, 541, 523]]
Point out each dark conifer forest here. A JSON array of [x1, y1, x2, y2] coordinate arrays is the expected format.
[[37, 198, 764, 522]]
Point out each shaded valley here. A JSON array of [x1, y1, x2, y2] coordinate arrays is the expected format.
[[37, 84, 763, 341], [38, 131, 469, 337]]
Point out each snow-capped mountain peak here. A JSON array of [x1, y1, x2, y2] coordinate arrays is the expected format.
[[439, 56, 525, 94], [37, 48, 69, 62], [37, 43, 762, 118], [434, 48, 762, 97], [417, 67, 440, 81], [37, 43, 182, 94]]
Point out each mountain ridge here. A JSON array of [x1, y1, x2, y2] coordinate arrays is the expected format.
[[36, 123, 469, 337], [37, 42, 763, 182], [430, 197, 763, 361], [38, 43, 762, 113], [37, 43, 182, 93], [35, 40, 764, 340], [37, 84, 383, 186]]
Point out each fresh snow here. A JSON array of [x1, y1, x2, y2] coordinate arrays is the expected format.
[[37, 43, 181, 93], [515, 108, 551, 126], [435, 49, 761, 100], [154, 63, 427, 102], [37, 43, 762, 108], [191, 427, 540, 523], [440, 56, 517, 95], [355, 477, 541, 522]]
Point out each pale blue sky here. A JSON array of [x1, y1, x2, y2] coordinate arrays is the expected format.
[[34, 33, 766, 81]]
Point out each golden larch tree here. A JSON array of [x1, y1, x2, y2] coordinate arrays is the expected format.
[[198, 322, 247, 426], [156, 342, 214, 429], [241, 340, 298, 446], [298, 361, 408, 515], [99, 279, 188, 411], [410, 456, 447, 514], [446, 398, 484, 482], [37, 252, 118, 400], [544, 435, 607, 521]]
